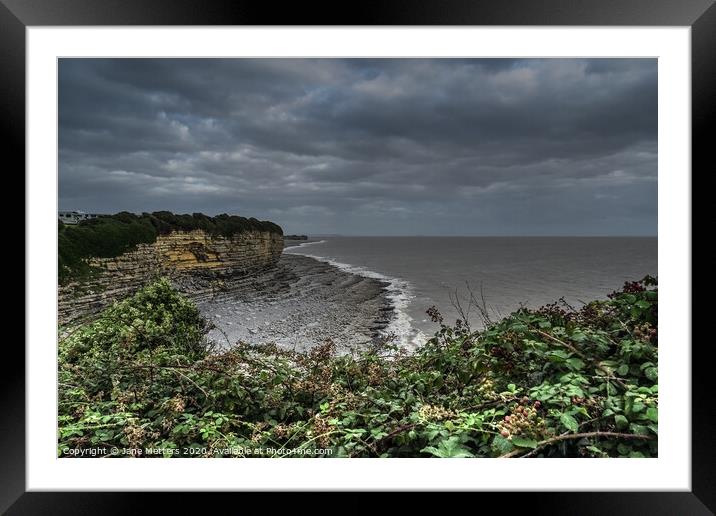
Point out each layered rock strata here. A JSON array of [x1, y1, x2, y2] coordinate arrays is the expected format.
[[58, 229, 283, 325]]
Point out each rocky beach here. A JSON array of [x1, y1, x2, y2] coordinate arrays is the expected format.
[[197, 252, 395, 353]]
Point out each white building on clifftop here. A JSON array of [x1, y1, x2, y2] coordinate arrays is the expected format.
[[58, 210, 103, 225]]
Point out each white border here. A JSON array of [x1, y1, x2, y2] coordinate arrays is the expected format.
[[27, 27, 690, 491]]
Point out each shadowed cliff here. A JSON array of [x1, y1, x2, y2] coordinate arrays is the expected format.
[[58, 211, 283, 326]]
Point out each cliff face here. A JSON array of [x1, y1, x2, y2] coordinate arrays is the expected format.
[[58, 229, 283, 325]]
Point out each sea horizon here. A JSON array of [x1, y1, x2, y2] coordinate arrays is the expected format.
[[278, 235, 658, 347]]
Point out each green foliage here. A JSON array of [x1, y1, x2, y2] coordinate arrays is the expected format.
[[147, 211, 282, 238], [58, 276, 658, 458], [58, 211, 283, 284]]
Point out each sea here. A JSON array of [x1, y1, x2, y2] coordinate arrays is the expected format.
[[284, 236, 658, 347]]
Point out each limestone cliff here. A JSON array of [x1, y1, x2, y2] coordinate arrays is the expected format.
[[58, 229, 283, 325]]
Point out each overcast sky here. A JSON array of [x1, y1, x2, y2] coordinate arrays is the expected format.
[[59, 58, 657, 236]]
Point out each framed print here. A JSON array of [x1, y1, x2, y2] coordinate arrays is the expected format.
[[6, 0, 712, 512]]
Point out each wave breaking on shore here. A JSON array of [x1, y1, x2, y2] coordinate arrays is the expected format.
[[285, 244, 426, 348], [197, 253, 400, 352], [284, 239, 327, 249]]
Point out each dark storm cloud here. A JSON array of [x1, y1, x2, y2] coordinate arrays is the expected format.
[[59, 58, 657, 235]]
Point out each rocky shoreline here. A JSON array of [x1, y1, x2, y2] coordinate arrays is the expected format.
[[197, 253, 395, 353]]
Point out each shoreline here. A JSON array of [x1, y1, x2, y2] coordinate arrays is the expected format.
[[284, 244, 426, 348], [197, 253, 398, 352]]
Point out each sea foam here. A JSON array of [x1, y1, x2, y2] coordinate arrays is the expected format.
[[285, 242, 426, 348]]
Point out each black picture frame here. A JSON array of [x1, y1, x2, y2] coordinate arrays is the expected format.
[[5, 0, 711, 512]]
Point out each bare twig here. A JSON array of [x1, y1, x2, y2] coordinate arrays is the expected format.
[[209, 322, 232, 349], [468, 282, 494, 328], [449, 287, 472, 332], [499, 431, 655, 458], [530, 327, 627, 389], [374, 423, 418, 451], [462, 396, 519, 413], [171, 360, 210, 399]]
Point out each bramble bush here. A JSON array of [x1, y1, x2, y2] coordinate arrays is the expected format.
[[58, 276, 657, 458]]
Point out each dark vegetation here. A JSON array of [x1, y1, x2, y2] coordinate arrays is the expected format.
[[58, 276, 657, 458], [58, 211, 282, 284]]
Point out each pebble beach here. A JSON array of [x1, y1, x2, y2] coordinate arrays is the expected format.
[[197, 253, 395, 353]]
